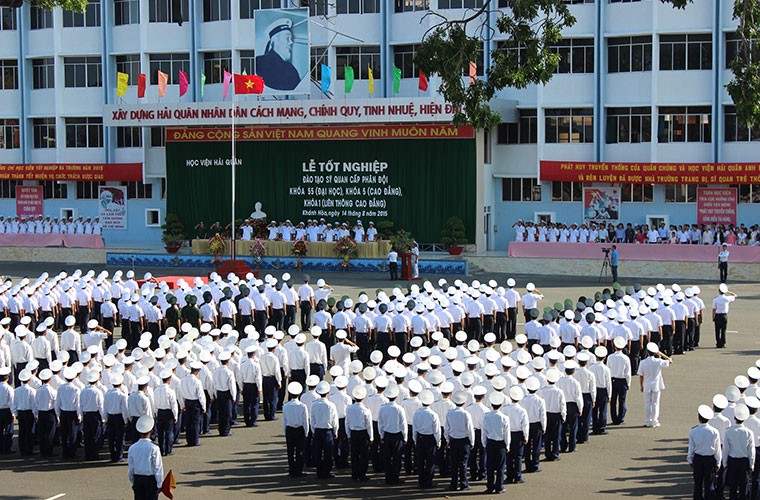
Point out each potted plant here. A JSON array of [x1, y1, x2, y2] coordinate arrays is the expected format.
[[441, 216, 468, 255], [161, 213, 186, 254], [376, 220, 395, 241]]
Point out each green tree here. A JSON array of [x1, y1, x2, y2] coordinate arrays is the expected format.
[[416, 0, 760, 130], [18, 1, 88, 13]]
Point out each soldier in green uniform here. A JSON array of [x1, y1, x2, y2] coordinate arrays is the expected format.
[[181, 294, 202, 329], [164, 295, 181, 333]]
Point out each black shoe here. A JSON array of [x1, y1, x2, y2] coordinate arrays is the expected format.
[[483, 489, 493, 494]]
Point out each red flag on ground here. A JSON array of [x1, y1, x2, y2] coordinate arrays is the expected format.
[[418, 70, 428, 92], [137, 74, 146, 98], [178, 71, 189, 97], [234, 73, 264, 94], [161, 469, 176, 499]]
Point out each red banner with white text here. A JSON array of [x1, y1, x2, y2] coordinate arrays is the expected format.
[[0, 163, 142, 182]]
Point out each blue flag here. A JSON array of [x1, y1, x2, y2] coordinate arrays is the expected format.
[[321, 64, 331, 93]]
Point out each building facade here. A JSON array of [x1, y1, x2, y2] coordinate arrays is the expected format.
[[0, 0, 756, 248]]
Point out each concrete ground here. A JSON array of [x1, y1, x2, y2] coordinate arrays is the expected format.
[[0, 261, 755, 500]]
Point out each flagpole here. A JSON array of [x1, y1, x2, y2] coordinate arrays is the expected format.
[[231, 85, 237, 262]]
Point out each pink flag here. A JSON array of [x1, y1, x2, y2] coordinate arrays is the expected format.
[[223, 70, 232, 99], [179, 71, 189, 97]]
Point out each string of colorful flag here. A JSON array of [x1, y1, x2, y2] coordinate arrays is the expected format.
[[115, 63, 477, 98]]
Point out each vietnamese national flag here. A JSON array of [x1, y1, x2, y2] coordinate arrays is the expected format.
[[137, 73, 146, 98], [161, 469, 176, 499], [234, 73, 264, 94], [418, 70, 428, 92]]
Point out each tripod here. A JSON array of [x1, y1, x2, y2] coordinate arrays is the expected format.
[[599, 252, 611, 282]]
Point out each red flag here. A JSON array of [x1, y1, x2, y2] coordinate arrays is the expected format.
[[234, 73, 264, 95], [137, 74, 146, 98], [178, 71, 189, 97], [161, 469, 176, 499], [418, 70, 428, 92]]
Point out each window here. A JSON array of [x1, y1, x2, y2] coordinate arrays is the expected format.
[[0, 7, 16, 31], [563, 0, 593, 3], [659, 34, 711, 71], [501, 178, 541, 202], [64, 57, 102, 88], [608, 36, 652, 73], [39, 181, 68, 200], [123, 181, 153, 199], [394, 44, 421, 79], [336, 46, 381, 80], [462, 49, 485, 77], [76, 181, 104, 200], [115, 54, 141, 84], [665, 184, 705, 203], [337, 0, 380, 14], [160, 178, 167, 199], [394, 0, 429, 12], [495, 41, 529, 69], [657, 106, 711, 143], [63, 0, 100, 27], [150, 127, 165, 147], [146, 208, 161, 227], [32, 118, 56, 149], [483, 128, 492, 164], [497, 109, 538, 144], [65, 117, 103, 148], [726, 32, 758, 68], [30, 6, 53, 30], [149, 53, 190, 85], [310, 47, 328, 82], [203, 51, 231, 84], [438, 0, 484, 8], [0, 181, 19, 198], [545, 108, 594, 143], [0, 119, 19, 150], [730, 184, 760, 204], [240, 0, 279, 19], [0, 60, 17, 90], [203, 0, 230, 21], [551, 181, 583, 202], [725, 105, 760, 142], [32, 58, 55, 90], [551, 38, 594, 74], [240, 50, 255, 76], [621, 183, 653, 203], [116, 127, 142, 148], [148, 0, 188, 23], [300, 0, 327, 16], [115, 0, 140, 25], [606, 107, 651, 143]]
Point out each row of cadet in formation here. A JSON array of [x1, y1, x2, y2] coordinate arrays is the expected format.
[[0, 216, 102, 235], [196, 218, 380, 242]]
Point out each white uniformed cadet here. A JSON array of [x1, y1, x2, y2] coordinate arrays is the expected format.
[[446, 390, 475, 491], [311, 381, 338, 479], [412, 389, 440, 489], [346, 385, 373, 482], [127, 415, 163, 500], [688, 404, 721, 500], [282, 381, 309, 478], [712, 284, 737, 349], [378, 384, 407, 485], [637, 342, 672, 428], [723, 404, 755, 500], [482, 391, 511, 494]]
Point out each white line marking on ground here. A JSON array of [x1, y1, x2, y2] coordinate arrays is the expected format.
[[45, 494, 66, 500]]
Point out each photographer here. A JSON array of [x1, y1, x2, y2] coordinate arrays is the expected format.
[[609, 245, 619, 283]]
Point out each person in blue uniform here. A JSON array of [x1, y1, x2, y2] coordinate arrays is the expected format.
[[255, 19, 302, 91]]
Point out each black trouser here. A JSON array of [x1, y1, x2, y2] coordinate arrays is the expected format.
[[389, 261, 398, 281], [285, 305, 297, 331], [335, 417, 349, 467], [610, 378, 628, 425], [156, 408, 174, 455], [130, 321, 142, 348], [77, 305, 90, 332], [0, 407, 12, 454], [277, 369, 287, 411], [254, 310, 268, 333], [106, 414, 126, 461], [37, 409, 56, 457], [184, 399, 202, 446], [121, 320, 132, 350], [719, 261, 728, 283], [262, 376, 278, 420], [726, 456, 750, 500], [561, 402, 579, 452], [371, 421, 383, 472], [494, 312, 507, 342], [13, 361, 27, 388], [270, 308, 284, 330], [525, 422, 543, 472], [611, 265, 618, 283], [286, 425, 306, 477], [593, 387, 609, 434], [486, 439, 507, 493], [376, 333, 391, 358], [60, 410, 78, 458], [404, 424, 415, 474], [132, 474, 159, 500], [674, 320, 686, 354], [715, 313, 728, 348], [449, 437, 471, 490], [686, 317, 695, 350], [355, 332, 369, 365], [313, 428, 335, 478], [102, 317, 115, 350], [350, 428, 370, 480], [394, 333, 408, 355], [83, 411, 102, 460], [416, 434, 437, 488], [300, 301, 312, 330], [242, 383, 259, 426], [578, 393, 593, 443], [545, 412, 561, 460], [17, 409, 35, 456], [483, 315, 494, 338], [35, 357, 49, 372], [383, 431, 403, 484], [290, 369, 306, 396], [694, 319, 702, 347], [629, 341, 641, 375], [240, 315, 252, 328], [692, 453, 717, 500], [507, 431, 524, 483], [661, 324, 674, 356], [216, 390, 233, 436], [469, 428, 484, 481], [467, 317, 482, 343], [507, 308, 517, 339]]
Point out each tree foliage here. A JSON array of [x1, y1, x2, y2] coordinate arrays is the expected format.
[[28, 0, 88, 13], [415, 0, 760, 130]]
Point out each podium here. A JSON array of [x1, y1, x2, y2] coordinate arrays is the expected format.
[[216, 259, 256, 280], [399, 252, 419, 280]]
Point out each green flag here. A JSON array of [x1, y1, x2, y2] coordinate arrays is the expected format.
[[393, 66, 401, 94], [242, 68, 247, 76], [200, 73, 206, 97], [344, 66, 354, 94]]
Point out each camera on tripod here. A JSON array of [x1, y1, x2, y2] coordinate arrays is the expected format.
[[601, 247, 611, 255]]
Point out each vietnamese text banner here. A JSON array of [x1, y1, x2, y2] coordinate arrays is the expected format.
[[0, 163, 143, 182], [16, 186, 43, 217], [697, 187, 737, 226], [540, 160, 760, 185], [166, 124, 474, 143]]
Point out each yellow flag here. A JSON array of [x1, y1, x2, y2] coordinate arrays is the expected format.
[[368, 65, 374, 94], [116, 72, 129, 97]]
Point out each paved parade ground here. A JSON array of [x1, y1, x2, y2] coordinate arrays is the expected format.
[[0, 261, 756, 500]]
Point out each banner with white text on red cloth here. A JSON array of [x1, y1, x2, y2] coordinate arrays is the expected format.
[[0, 163, 142, 182], [540, 160, 760, 185]]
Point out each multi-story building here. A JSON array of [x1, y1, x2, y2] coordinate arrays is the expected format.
[[0, 0, 756, 249]]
